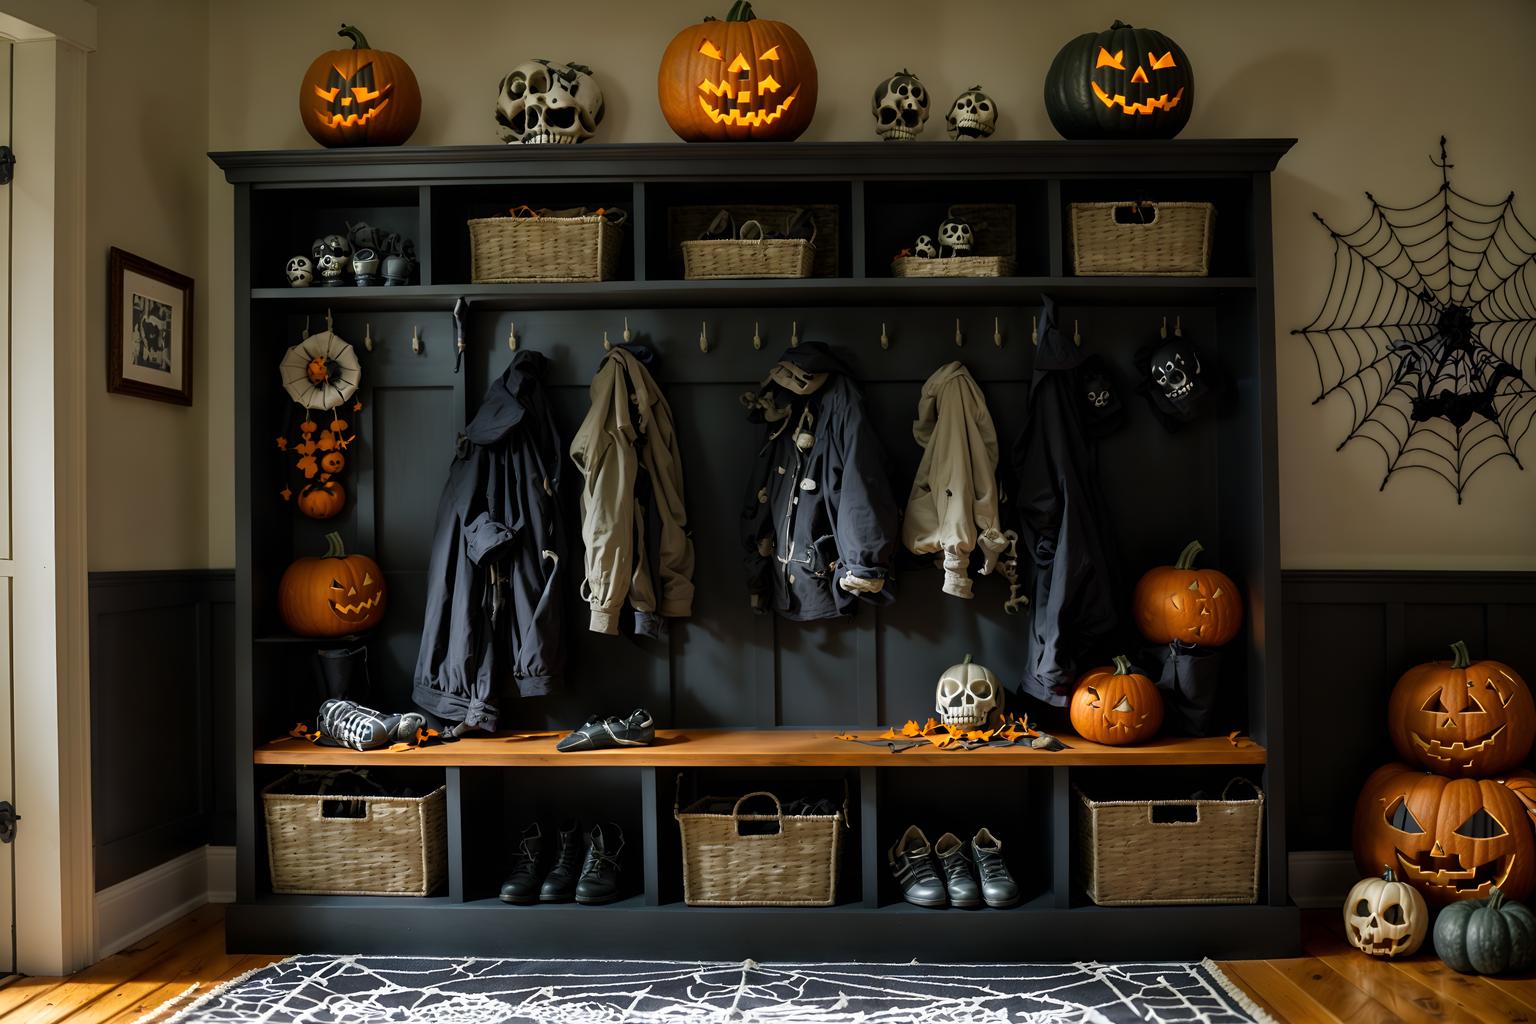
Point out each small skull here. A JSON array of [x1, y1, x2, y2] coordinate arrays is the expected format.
[[1346, 874, 1426, 959], [1153, 353, 1200, 401], [945, 86, 997, 141], [935, 658, 1003, 727], [913, 235, 938, 259], [937, 218, 974, 257], [285, 256, 313, 288], [316, 252, 351, 285], [496, 59, 605, 144], [872, 70, 929, 141]]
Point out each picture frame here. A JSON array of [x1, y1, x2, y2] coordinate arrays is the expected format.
[[107, 247, 194, 406]]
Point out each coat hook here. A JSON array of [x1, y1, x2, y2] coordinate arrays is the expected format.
[[603, 329, 612, 351], [507, 321, 517, 352], [301, 315, 311, 340], [954, 318, 963, 348], [753, 321, 762, 351], [1174, 315, 1183, 337], [790, 320, 799, 348], [993, 317, 1002, 349], [1031, 315, 1038, 346], [324, 308, 334, 335], [411, 325, 422, 355], [363, 322, 373, 352], [1073, 320, 1081, 346], [699, 321, 710, 354], [880, 322, 889, 350], [623, 316, 632, 344], [452, 297, 469, 373], [1160, 315, 1169, 340]]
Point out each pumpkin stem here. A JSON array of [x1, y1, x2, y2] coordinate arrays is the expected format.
[[1111, 655, 1132, 676], [963, 653, 973, 665], [337, 24, 370, 49], [1174, 540, 1205, 570], [1110, 19, 1132, 29], [725, 0, 757, 21], [323, 532, 346, 559], [1449, 640, 1472, 670], [1382, 867, 1397, 882], [1490, 887, 1505, 910]]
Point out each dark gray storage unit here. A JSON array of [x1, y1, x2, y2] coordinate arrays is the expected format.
[[213, 139, 1297, 959]]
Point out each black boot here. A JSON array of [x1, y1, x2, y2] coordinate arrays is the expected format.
[[498, 823, 544, 905], [933, 832, 981, 909], [539, 820, 582, 903], [575, 822, 624, 905], [888, 825, 947, 908], [972, 827, 1021, 908]]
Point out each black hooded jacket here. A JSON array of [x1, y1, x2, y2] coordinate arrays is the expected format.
[[741, 343, 898, 620], [1012, 297, 1121, 705], [413, 351, 566, 731]]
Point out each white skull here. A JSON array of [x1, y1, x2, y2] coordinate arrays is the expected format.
[[496, 60, 605, 144], [316, 252, 351, 281], [946, 86, 997, 141], [1345, 872, 1427, 959], [937, 219, 974, 256], [935, 657, 1003, 727], [913, 235, 937, 259], [286, 256, 313, 288], [1154, 353, 1200, 400], [872, 70, 929, 141]]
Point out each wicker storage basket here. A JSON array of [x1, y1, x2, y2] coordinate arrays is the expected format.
[[892, 255, 1015, 278], [263, 771, 447, 897], [670, 205, 838, 278], [676, 789, 845, 906], [1073, 778, 1262, 906], [946, 203, 1016, 260], [1070, 201, 1213, 276], [468, 208, 625, 283], [682, 217, 816, 280]]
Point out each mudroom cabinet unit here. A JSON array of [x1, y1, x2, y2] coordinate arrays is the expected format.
[[214, 139, 1297, 960]]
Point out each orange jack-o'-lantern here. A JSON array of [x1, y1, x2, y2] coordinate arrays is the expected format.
[[300, 24, 421, 147], [277, 531, 386, 636], [1388, 642, 1536, 778], [1069, 656, 1164, 746], [1133, 540, 1243, 647], [1353, 763, 1536, 907], [1044, 20, 1194, 140], [296, 480, 346, 521], [657, 1, 817, 141]]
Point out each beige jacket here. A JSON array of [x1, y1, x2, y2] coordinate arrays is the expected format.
[[902, 361, 1009, 598], [569, 347, 694, 634]]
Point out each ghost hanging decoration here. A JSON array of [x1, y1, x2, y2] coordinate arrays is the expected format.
[[277, 315, 363, 518], [495, 60, 605, 144], [872, 70, 929, 141], [946, 86, 998, 140]]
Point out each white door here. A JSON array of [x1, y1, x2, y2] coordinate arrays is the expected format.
[[0, 37, 16, 975]]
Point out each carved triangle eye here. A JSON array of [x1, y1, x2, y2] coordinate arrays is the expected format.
[[1386, 796, 1425, 835], [1422, 691, 1449, 713], [1455, 808, 1507, 839], [1112, 695, 1134, 713]]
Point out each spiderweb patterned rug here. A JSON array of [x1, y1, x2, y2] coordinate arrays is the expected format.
[[140, 955, 1276, 1023]]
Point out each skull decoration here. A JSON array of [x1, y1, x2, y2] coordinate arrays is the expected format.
[[872, 70, 929, 141], [945, 86, 998, 141], [1153, 350, 1200, 401], [312, 234, 351, 261], [285, 256, 314, 288], [912, 235, 937, 259], [316, 252, 352, 286], [935, 655, 1003, 727], [937, 219, 974, 257], [496, 60, 605, 145], [1344, 868, 1428, 959]]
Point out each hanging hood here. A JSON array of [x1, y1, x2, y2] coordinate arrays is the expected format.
[[465, 350, 547, 446]]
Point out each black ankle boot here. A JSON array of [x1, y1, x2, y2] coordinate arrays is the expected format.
[[933, 832, 981, 909], [498, 823, 544, 905], [575, 822, 624, 905], [973, 827, 1021, 909], [539, 820, 582, 903]]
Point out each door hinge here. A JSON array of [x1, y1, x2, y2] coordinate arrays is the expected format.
[[0, 801, 18, 844], [0, 147, 13, 186]]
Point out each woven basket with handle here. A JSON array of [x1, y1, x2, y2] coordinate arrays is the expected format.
[[468, 206, 626, 283], [682, 217, 817, 280], [676, 785, 845, 906], [1070, 201, 1213, 276]]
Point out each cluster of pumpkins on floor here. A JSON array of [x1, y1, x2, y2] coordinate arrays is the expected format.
[[1347, 643, 1536, 976], [297, 11, 1195, 150]]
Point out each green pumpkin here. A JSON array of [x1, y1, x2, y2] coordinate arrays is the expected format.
[[1434, 887, 1536, 975], [1043, 21, 1194, 140]]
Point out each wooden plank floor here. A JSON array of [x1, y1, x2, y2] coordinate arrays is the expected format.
[[7, 905, 1536, 1021]]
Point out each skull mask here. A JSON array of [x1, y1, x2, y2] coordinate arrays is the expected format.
[[496, 60, 605, 145], [316, 252, 351, 284], [1345, 869, 1427, 959], [937, 218, 974, 256], [286, 256, 314, 288], [872, 70, 929, 141], [912, 235, 937, 259], [935, 656, 1003, 727], [1154, 351, 1200, 402], [311, 234, 351, 261], [945, 86, 998, 141]]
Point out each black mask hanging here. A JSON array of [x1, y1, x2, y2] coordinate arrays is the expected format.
[[1134, 329, 1232, 431], [1077, 354, 1125, 437]]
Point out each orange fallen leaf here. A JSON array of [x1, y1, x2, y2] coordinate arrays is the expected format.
[[832, 732, 856, 741], [1228, 731, 1243, 747], [290, 722, 311, 738], [879, 728, 898, 740], [900, 720, 923, 738], [921, 717, 939, 734]]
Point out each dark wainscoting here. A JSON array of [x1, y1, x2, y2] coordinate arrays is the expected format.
[[89, 569, 235, 890], [1283, 570, 1536, 854]]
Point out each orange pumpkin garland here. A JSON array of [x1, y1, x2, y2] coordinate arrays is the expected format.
[[1069, 656, 1164, 746], [1387, 641, 1536, 778], [300, 24, 421, 147], [1132, 539, 1243, 646]]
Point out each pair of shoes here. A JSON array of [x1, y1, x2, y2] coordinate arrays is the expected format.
[[888, 825, 1021, 909], [498, 821, 625, 905], [697, 209, 815, 242], [556, 708, 655, 752]]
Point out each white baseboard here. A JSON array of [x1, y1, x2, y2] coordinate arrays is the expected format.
[[1289, 850, 1357, 908], [94, 845, 238, 959]]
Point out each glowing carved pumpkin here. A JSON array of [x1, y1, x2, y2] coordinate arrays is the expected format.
[[1387, 641, 1536, 778], [657, 1, 817, 142], [1133, 540, 1243, 647], [300, 24, 421, 147], [1069, 656, 1163, 746], [278, 531, 386, 636], [1044, 20, 1194, 140], [1353, 763, 1536, 907]]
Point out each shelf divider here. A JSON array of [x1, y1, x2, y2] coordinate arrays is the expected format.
[[1051, 766, 1071, 909]]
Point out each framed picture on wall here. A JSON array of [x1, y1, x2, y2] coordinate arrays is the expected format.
[[107, 247, 194, 406]]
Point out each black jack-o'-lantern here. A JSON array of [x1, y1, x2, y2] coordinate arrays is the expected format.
[[1044, 21, 1194, 140]]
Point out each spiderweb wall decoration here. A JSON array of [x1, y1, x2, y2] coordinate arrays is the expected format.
[[1293, 137, 1536, 503]]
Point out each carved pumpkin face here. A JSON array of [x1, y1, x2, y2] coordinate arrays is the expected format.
[[1069, 656, 1164, 746], [296, 480, 347, 521], [1044, 20, 1194, 140], [300, 25, 421, 148], [1388, 642, 1536, 777], [1133, 540, 1243, 646], [658, 1, 817, 142], [1353, 763, 1536, 906], [1344, 868, 1428, 959], [277, 531, 387, 637]]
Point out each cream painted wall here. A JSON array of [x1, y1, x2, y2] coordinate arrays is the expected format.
[[85, 0, 209, 570], [200, 0, 1536, 569]]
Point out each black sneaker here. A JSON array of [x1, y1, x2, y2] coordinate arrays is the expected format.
[[973, 827, 1021, 908], [889, 825, 947, 908], [539, 820, 582, 903], [498, 823, 544, 905], [557, 709, 656, 752], [933, 832, 981, 908], [575, 822, 624, 905], [699, 209, 736, 241]]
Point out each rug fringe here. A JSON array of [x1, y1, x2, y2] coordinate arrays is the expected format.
[[140, 956, 297, 1024], [1201, 958, 1280, 1024]]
